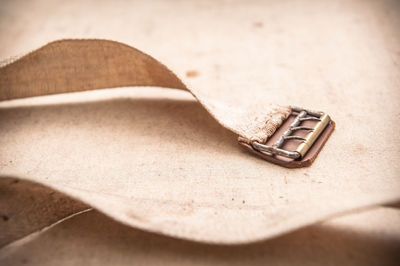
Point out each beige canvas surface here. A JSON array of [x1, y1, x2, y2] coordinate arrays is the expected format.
[[1, 178, 400, 265], [0, 0, 400, 250], [2, 209, 400, 266]]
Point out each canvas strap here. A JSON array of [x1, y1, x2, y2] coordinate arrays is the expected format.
[[0, 39, 290, 145]]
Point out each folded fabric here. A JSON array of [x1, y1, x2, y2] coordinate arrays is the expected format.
[[0, 0, 399, 244]]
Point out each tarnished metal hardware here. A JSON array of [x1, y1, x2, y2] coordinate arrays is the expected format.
[[251, 106, 332, 160]]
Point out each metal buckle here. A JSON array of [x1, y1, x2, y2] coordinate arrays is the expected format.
[[239, 106, 335, 168]]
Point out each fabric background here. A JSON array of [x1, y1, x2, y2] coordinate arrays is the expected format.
[[1, 178, 400, 265], [0, 0, 399, 264]]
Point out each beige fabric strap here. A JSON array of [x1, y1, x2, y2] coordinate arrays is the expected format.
[[0, 39, 290, 144]]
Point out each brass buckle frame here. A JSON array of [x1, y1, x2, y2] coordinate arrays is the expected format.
[[251, 106, 331, 160]]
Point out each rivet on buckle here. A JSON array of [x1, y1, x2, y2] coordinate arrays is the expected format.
[[239, 106, 335, 168]]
